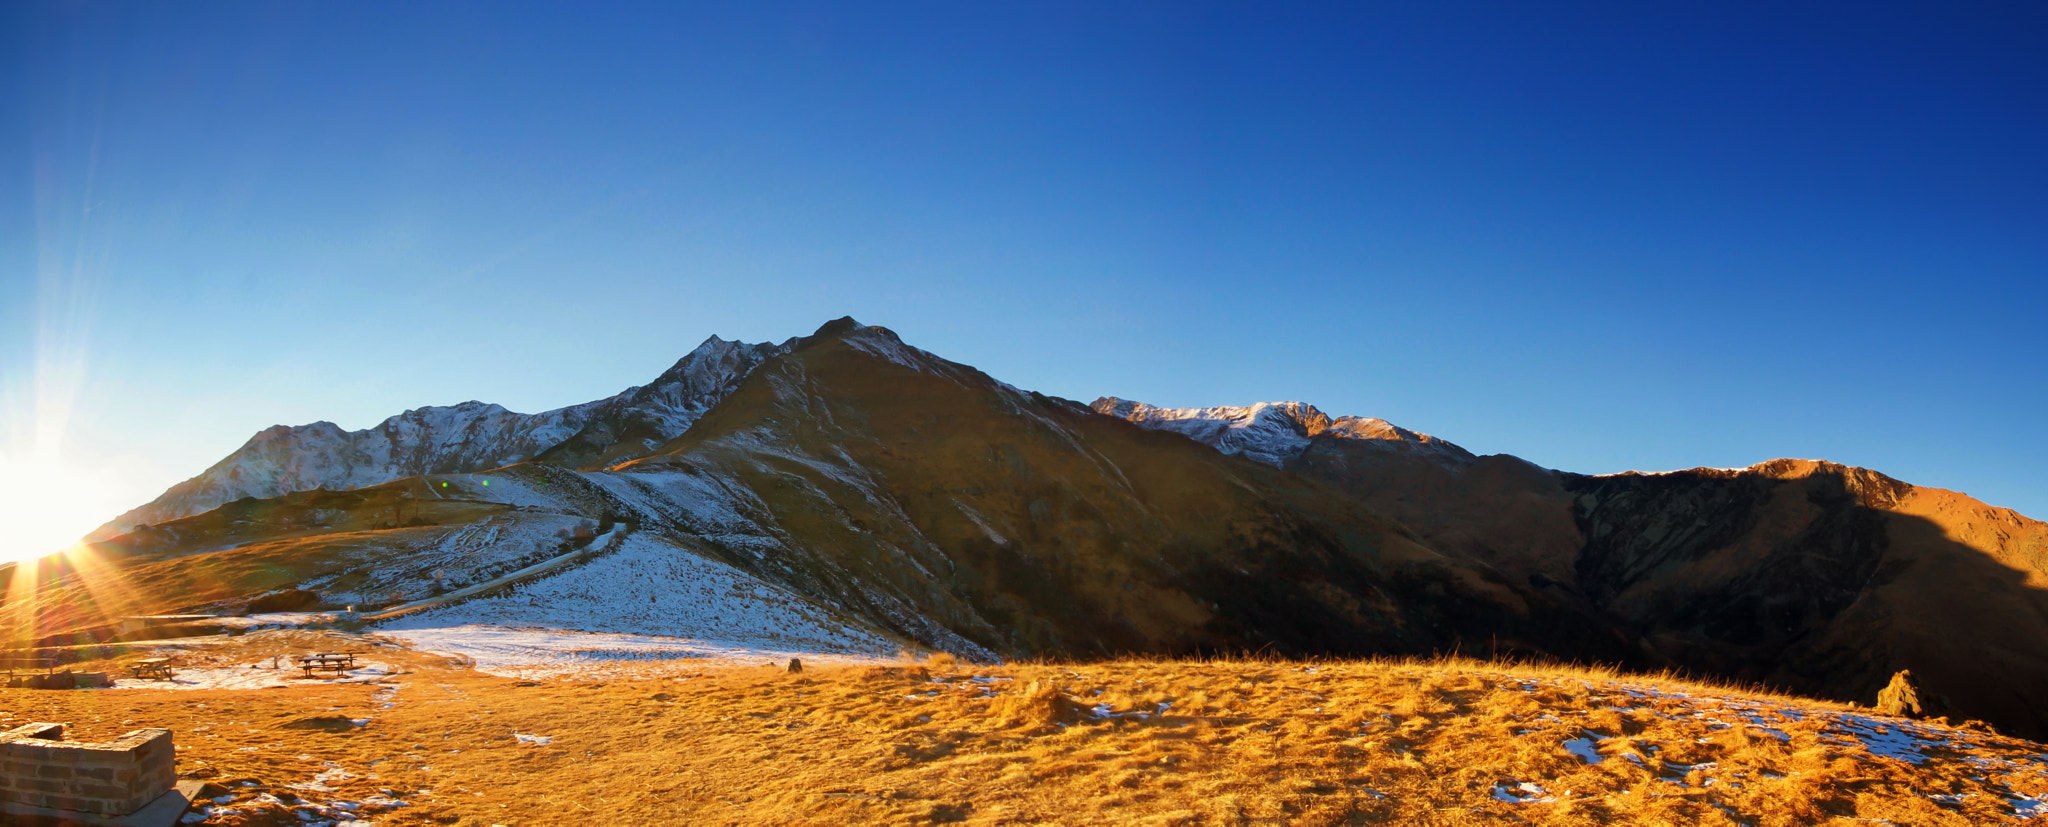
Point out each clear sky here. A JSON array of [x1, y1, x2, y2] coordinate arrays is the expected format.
[[4, 2, 2044, 562]]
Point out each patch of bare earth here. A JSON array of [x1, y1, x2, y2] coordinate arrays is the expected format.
[[7, 635, 2047, 825]]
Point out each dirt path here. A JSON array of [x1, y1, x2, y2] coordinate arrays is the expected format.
[[363, 527, 626, 622]]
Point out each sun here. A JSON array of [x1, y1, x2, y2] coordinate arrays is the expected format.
[[0, 446, 129, 565]]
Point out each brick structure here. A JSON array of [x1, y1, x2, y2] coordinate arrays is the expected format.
[[0, 722, 176, 816]]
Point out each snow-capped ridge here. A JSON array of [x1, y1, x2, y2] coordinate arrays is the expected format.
[[1091, 396, 1473, 468], [1089, 397, 1330, 468], [88, 331, 798, 539]]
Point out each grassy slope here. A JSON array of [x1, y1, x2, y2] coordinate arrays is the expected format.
[[14, 635, 2048, 826], [0, 479, 515, 645]]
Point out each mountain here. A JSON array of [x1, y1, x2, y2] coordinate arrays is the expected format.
[[24, 319, 1633, 668], [596, 320, 1632, 661], [1560, 460, 2048, 741], [87, 335, 789, 539], [22, 318, 2048, 739], [1100, 398, 2048, 739]]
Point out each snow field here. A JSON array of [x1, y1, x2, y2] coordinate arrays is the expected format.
[[111, 663, 400, 691], [375, 533, 894, 655], [374, 625, 894, 681]]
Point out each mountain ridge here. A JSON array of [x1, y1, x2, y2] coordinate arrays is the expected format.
[[30, 317, 2048, 738], [88, 334, 793, 539]]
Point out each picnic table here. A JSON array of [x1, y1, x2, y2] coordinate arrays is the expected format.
[[2, 656, 56, 677], [296, 651, 364, 677], [131, 658, 176, 681]]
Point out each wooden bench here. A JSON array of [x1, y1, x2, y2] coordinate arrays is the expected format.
[[130, 658, 176, 681]]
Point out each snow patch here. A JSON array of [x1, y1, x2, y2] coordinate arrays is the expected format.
[[1492, 782, 1556, 804]]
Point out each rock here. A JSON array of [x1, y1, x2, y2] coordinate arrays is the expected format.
[[1876, 669, 1952, 719], [786, 658, 803, 673]]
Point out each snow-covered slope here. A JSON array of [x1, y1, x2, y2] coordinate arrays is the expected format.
[[375, 532, 897, 656], [1090, 396, 1472, 468], [89, 335, 787, 539]]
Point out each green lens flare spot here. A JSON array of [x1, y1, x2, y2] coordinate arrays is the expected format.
[[441, 482, 448, 487], [482, 480, 489, 486]]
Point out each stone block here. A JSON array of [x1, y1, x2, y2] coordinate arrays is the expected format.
[[5, 723, 64, 741], [0, 723, 175, 816]]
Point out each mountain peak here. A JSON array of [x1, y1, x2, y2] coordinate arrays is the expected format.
[[789, 315, 877, 353], [812, 315, 866, 338]]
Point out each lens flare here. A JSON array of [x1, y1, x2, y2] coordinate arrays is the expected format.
[[0, 446, 128, 564]]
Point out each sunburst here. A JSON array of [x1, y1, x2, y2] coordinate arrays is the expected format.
[[0, 444, 129, 565]]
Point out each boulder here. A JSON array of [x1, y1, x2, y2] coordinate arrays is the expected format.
[[1876, 669, 1954, 719]]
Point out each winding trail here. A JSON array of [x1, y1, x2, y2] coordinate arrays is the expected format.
[[364, 526, 625, 621]]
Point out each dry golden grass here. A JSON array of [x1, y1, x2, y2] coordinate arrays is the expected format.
[[6, 636, 2047, 825]]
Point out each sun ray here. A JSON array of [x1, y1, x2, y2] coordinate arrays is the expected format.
[[2, 555, 43, 649]]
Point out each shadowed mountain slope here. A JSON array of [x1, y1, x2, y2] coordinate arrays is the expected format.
[[1562, 460, 2048, 740]]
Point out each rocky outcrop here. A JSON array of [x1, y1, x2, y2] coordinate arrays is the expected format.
[[1876, 669, 1951, 719]]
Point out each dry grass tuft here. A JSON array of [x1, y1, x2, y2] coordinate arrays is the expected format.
[[988, 679, 1088, 730]]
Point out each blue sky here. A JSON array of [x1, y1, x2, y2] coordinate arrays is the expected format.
[[4, 2, 2045, 557]]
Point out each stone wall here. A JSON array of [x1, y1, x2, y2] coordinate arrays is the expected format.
[[0, 722, 176, 816]]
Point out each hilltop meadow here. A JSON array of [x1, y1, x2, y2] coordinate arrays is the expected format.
[[8, 630, 2047, 826]]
